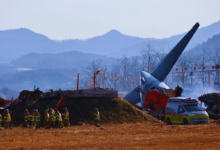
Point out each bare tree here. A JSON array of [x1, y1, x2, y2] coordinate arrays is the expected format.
[[129, 56, 141, 88], [155, 48, 168, 83], [187, 53, 198, 90], [117, 56, 133, 91], [81, 60, 102, 89], [106, 64, 122, 90], [197, 47, 211, 88], [140, 41, 158, 72], [176, 53, 190, 88], [96, 65, 108, 89], [155, 48, 166, 61], [209, 46, 220, 90]]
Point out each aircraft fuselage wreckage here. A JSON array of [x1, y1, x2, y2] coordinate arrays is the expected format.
[[124, 23, 200, 119]]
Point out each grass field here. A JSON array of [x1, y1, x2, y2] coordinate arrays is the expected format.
[[0, 121, 220, 150]]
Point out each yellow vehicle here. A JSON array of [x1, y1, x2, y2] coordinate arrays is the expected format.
[[165, 97, 209, 125]]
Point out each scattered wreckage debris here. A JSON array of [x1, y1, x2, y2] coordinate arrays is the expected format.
[[144, 86, 183, 120], [53, 94, 68, 110], [0, 97, 6, 110], [198, 92, 220, 119]]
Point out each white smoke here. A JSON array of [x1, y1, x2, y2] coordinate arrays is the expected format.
[[182, 86, 218, 108], [0, 93, 6, 99]]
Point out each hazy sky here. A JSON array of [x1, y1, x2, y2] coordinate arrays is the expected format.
[[0, 0, 220, 40]]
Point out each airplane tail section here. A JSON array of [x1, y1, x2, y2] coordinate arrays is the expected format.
[[123, 23, 199, 104], [150, 22, 199, 82]]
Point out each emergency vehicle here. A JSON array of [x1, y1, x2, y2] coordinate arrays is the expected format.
[[165, 97, 209, 125]]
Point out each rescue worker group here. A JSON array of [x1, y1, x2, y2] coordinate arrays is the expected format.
[[0, 107, 100, 129]]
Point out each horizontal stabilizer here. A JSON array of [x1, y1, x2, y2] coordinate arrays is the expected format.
[[123, 84, 141, 104]]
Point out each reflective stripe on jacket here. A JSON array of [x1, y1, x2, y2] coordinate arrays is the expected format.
[[4, 115, 11, 122], [31, 115, 35, 122], [63, 112, 69, 120], [24, 115, 30, 122], [45, 114, 49, 122], [35, 115, 41, 122], [49, 114, 55, 121], [94, 112, 100, 120], [56, 113, 62, 121], [0, 114, 2, 122]]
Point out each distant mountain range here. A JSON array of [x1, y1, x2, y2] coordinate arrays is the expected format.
[[1, 20, 220, 63], [1, 20, 220, 94], [187, 33, 220, 55], [2, 32, 218, 74], [0, 32, 219, 91], [112, 21, 220, 57], [9, 51, 116, 70], [0, 51, 117, 91], [0, 68, 78, 91]]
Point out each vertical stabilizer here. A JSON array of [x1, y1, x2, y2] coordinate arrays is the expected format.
[[150, 22, 199, 82]]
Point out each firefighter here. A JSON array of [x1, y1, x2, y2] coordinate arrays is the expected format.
[[7, 109, 12, 129], [44, 110, 50, 129], [0, 112, 2, 129], [24, 109, 30, 129], [62, 107, 70, 126], [94, 108, 100, 127], [219, 103, 220, 118], [35, 109, 41, 129], [48, 108, 55, 128], [3, 109, 11, 129], [30, 109, 36, 128], [55, 110, 63, 128]]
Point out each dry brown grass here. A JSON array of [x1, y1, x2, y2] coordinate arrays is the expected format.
[[0, 121, 220, 150]]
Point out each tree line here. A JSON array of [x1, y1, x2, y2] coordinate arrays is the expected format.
[[80, 42, 220, 92]]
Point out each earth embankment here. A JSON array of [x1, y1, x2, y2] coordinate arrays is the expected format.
[[11, 97, 158, 126]]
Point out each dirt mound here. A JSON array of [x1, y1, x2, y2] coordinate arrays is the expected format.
[[11, 97, 158, 126]]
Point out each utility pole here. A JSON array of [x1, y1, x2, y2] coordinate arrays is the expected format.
[[94, 72, 96, 89], [77, 73, 79, 90]]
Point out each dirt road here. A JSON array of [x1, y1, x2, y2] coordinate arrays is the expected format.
[[0, 121, 220, 150]]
